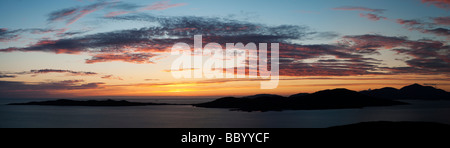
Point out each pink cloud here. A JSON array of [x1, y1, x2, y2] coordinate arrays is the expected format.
[[396, 18, 450, 38], [141, 0, 187, 11], [424, 28, 450, 37], [359, 13, 387, 21], [66, 9, 98, 26], [433, 16, 450, 25], [422, 0, 450, 10], [49, 2, 110, 26], [105, 11, 133, 17], [396, 19, 422, 26]]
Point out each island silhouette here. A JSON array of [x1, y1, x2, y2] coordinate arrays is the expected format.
[[194, 88, 408, 112], [9, 84, 449, 112], [360, 83, 450, 100]]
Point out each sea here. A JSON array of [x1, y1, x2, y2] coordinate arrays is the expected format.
[[1, 99, 450, 128]]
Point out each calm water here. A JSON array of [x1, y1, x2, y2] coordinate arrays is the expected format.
[[1, 99, 450, 128]]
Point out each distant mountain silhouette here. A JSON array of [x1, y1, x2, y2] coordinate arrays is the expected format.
[[360, 87, 402, 100], [361, 84, 450, 100], [195, 88, 407, 112], [288, 93, 310, 98], [10, 84, 447, 111], [9, 99, 170, 106]]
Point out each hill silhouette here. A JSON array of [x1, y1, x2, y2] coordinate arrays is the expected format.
[[361, 84, 450, 100], [10, 84, 447, 111], [9, 99, 170, 106], [195, 88, 407, 112]]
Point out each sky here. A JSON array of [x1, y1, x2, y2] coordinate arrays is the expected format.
[[0, 0, 449, 99]]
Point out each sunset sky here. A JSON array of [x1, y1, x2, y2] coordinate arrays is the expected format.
[[0, 0, 449, 99]]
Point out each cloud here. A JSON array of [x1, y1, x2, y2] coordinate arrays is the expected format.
[[0, 80, 104, 98], [141, 0, 187, 11], [280, 61, 382, 76], [340, 34, 450, 75], [433, 16, 450, 25], [396, 19, 422, 28], [3, 69, 127, 81], [333, 6, 387, 21], [29, 28, 67, 35], [0, 28, 84, 44], [86, 53, 156, 64], [294, 33, 448, 76], [144, 79, 160, 81], [48, 1, 117, 25], [120, 76, 450, 89], [105, 11, 133, 17], [333, 6, 386, 13], [28, 69, 98, 76], [0, 28, 21, 42], [340, 34, 408, 50], [102, 0, 187, 18], [310, 32, 340, 40], [108, 2, 141, 10], [3, 13, 447, 77], [396, 18, 450, 38], [1, 69, 97, 77], [421, 0, 450, 10], [0, 74, 16, 78], [359, 13, 387, 21], [1, 15, 314, 64], [101, 75, 123, 80], [163, 68, 199, 73], [425, 28, 450, 37], [56, 31, 88, 37]]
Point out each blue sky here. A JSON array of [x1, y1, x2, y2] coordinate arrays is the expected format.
[[1, 0, 447, 41]]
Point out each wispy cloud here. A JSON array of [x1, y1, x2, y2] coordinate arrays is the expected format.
[[333, 6, 388, 21], [0, 80, 104, 98], [433, 16, 450, 25], [86, 53, 156, 64], [359, 13, 387, 21], [48, 2, 110, 25], [141, 0, 187, 11], [421, 0, 450, 10], [0, 74, 16, 78], [396, 18, 450, 38], [103, 0, 187, 18], [0, 28, 20, 42], [333, 6, 386, 13], [28, 69, 98, 76], [105, 11, 133, 17], [2, 69, 124, 80], [0, 28, 82, 43], [101, 75, 123, 80]]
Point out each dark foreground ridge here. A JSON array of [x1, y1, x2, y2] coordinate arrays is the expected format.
[[8, 99, 171, 106], [331, 121, 450, 128], [194, 89, 408, 112]]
